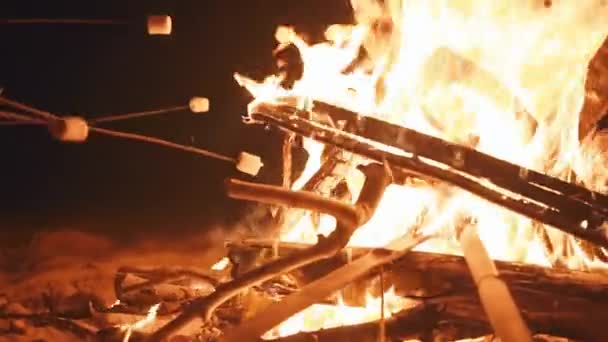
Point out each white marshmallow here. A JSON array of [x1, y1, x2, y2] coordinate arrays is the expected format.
[[236, 152, 264, 176], [49, 116, 89, 143], [147, 15, 172, 35], [189, 97, 210, 113], [274, 26, 293, 44]]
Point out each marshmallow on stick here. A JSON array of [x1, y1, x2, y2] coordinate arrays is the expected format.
[[236, 152, 264, 176], [189, 97, 209, 113], [48, 116, 89, 143], [147, 15, 172, 35]]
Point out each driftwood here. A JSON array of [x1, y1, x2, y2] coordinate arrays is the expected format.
[[229, 240, 608, 341], [248, 100, 608, 248]]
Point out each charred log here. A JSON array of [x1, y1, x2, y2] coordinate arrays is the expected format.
[[247, 100, 608, 248]]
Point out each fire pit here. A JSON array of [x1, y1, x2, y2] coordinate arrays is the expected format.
[[3, 1, 608, 341]]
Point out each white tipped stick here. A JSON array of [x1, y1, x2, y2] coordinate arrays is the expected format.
[[189, 97, 210, 113], [236, 152, 264, 176], [48, 116, 89, 143], [147, 15, 172, 35], [458, 224, 532, 342]]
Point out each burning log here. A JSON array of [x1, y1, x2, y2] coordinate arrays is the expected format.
[[229, 239, 608, 341], [247, 100, 608, 249], [262, 303, 491, 342]]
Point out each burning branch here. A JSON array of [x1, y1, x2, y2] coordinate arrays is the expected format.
[[146, 163, 391, 341], [0, 95, 269, 176], [248, 100, 608, 249]]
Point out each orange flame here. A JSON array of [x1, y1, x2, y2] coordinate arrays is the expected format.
[[237, 0, 608, 338]]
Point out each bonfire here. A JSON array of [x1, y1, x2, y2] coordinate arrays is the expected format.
[[2, 1, 608, 341]]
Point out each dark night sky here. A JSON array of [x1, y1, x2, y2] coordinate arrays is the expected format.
[[0, 0, 353, 241]]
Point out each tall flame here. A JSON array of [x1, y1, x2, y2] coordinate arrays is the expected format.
[[236, 0, 608, 337]]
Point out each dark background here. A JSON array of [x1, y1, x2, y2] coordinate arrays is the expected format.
[[0, 0, 353, 242]]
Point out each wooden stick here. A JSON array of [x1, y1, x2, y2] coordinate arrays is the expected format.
[[0, 18, 125, 25], [226, 179, 359, 228], [0, 96, 57, 121], [456, 222, 531, 342], [0, 110, 45, 123], [146, 164, 391, 341], [89, 105, 189, 124], [282, 133, 295, 189], [89, 127, 235, 163]]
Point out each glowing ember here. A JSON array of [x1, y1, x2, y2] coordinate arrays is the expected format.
[[236, 0, 608, 338], [121, 303, 160, 342], [262, 288, 407, 339]]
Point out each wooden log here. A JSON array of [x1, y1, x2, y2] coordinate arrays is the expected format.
[[248, 101, 608, 249], [228, 240, 608, 341], [262, 303, 492, 342]]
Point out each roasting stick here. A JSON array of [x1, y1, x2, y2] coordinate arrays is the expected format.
[[0, 15, 173, 36], [220, 233, 433, 342], [89, 97, 209, 124], [0, 18, 125, 25], [0, 96, 264, 176], [0, 96, 58, 122], [0, 110, 46, 124], [88, 105, 190, 124], [89, 127, 235, 163]]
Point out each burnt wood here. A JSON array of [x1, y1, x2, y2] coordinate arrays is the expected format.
[[248, 101, 608, 248]]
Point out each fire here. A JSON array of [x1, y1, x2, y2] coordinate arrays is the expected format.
[[236, 0, 608, 338], [262, 288, 407, 339]]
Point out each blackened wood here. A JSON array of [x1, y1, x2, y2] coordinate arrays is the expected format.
[[249, 102, 608, 248]]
